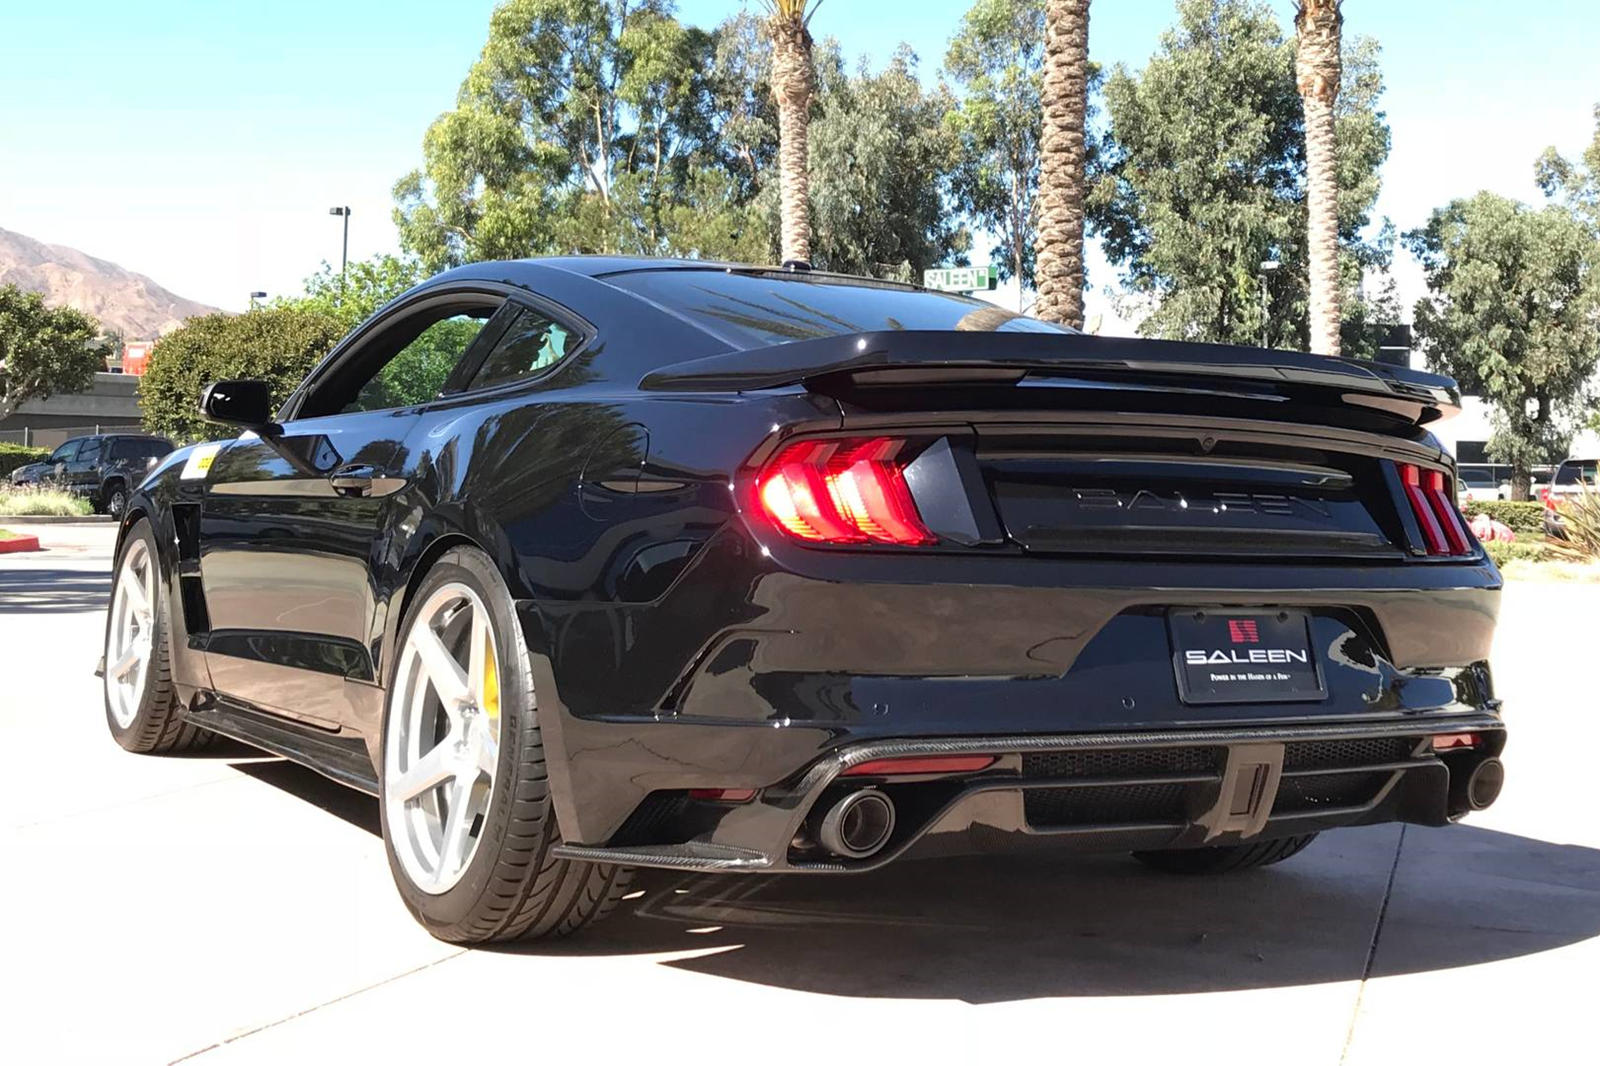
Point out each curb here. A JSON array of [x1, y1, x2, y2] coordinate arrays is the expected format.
[[0, 515, 114, 525], [0, 534, 43, 553]]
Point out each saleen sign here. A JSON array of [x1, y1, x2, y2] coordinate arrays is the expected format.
[[1184, 648, 1311, 665]]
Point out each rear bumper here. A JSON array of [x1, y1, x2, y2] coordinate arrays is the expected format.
[[552, 714, 1506, 873]]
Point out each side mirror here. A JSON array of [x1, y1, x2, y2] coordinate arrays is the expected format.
[[200, 379, 278, 433]]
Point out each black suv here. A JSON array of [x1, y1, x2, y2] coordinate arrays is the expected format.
[[9, 433, 173, 516]]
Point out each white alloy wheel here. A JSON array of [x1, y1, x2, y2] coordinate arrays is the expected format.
[[383, 582, 504, 895], [105, 537, 156, 728]]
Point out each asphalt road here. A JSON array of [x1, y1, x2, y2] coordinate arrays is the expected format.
[[2, 521, 1597, 1065]]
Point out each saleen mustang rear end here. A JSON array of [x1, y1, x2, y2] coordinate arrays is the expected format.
[[102, 258, 1505, 943]]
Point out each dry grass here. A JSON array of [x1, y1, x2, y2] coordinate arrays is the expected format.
[[0, 485, 92, 517]]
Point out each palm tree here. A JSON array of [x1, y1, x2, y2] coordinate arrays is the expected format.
[[762, 1, 821, 265], [1296, 0, 1342, 355], [1034, 0, 1090, 328]]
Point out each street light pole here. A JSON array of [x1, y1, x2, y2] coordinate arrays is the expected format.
[[328, 206, 351, 298], [1257, 259, 1281, 349], [248, 290, 267, 311]]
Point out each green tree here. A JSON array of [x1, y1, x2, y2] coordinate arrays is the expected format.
[[944, 0, 1045, 293], [1407, 192, 1600, 499], [1089, 0, 1389, 350], [281, 254, 425, 333], [1537, 103, 1600, 232], [0, 284, 100, 422], [139, 308, 346, 441], [807, 44, 967, 279], [393, 0, 763, 270]]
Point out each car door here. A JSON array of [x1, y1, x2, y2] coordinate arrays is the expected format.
[[197, 292, 513, 729], [43, 439, 80, 484], [64, 436, 102, 495]]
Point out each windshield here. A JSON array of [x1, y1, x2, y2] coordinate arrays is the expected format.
[[1554, 460, 1598, 486], [607, 268, 1071, 351]]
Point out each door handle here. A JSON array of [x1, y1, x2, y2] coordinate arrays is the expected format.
[[329, 464, 376, 496]]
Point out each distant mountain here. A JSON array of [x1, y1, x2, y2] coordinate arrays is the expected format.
[[0, 227, 220, 340]]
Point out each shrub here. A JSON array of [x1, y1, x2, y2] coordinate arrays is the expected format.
[[1484, 538, 1551, 567], [1547, 486, 1600, 563], [0, 442, 49, 478], [1462, 500, 1545, 535], [0, 485, 92, 517], [139, 307, 346, 441]]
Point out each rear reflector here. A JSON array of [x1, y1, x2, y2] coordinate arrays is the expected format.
[[756, 437, 936, 546], [841, 754, 997, 777], [688, 788, 757, 803], [1396, 463, 1472, 556], [1431, 732, 1480, 752]]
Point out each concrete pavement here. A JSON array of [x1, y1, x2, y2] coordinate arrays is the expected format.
[[2, 520, 1596, 1065]]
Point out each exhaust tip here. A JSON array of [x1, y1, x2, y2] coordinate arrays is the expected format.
[[1467, 758, 1505, 810], [818, 789, 896, 859]]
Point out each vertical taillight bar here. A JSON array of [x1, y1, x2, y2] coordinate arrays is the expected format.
[[1394, 462, 1473, 557]]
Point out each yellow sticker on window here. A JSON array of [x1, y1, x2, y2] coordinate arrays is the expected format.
[[179, 443, 223, 480]]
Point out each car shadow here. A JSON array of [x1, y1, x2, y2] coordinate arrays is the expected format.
[[232, 759, 1600, 1002], [0, 567, 109, 614]]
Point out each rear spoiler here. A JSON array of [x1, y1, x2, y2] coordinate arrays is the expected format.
[[639, 330, 1461, 425]]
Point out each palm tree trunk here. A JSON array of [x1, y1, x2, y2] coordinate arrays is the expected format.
[[1034, 0, 1090, 328], [770, 15, 814, 265], [1296, 1, 1342, 356]]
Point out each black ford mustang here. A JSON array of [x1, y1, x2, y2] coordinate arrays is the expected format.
[[101, 258, 1506, 943]]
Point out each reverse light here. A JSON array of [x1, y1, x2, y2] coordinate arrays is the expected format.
[[756, 437, 936, 546], [841, 754, 997, 777], [1396, 463, 1472, 556]]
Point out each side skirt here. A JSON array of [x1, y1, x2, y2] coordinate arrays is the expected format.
[[187, 698, 380, 796]]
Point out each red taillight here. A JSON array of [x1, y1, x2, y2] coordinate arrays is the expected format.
[[841, 754, 997, 777], [1431, 732, 1480, 752], [1396, 462, 1471, 556], [756, 437, 935, 546]]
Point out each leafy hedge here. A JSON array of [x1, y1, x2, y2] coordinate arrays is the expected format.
[[138, 307, 346, 441], [1484, 538, 1551, 567], [0, 442, 49, 478], [1461, 500, 1545, 535]]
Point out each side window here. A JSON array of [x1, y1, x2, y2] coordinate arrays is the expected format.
[[78, 438, 103, 463], [49, 441, 80, 464], [466, 308, 579, 391], [344, 312, 494, 414], [109, 439, 135, 460]]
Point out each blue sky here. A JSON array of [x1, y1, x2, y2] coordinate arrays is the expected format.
[[1, 0, 1596, 319]]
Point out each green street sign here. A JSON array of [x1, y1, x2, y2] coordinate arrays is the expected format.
[[922, 265, 998, 292]]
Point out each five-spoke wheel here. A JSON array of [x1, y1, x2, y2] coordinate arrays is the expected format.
[[105, 536, 155, 730], [383, 582, 503, 894]]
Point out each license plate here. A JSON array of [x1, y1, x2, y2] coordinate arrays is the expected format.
[[1168, 609, 1326, 704]]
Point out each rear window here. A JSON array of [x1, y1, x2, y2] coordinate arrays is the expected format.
[[1554, 460, 1598, 486], [607, 269, 1070, 350]]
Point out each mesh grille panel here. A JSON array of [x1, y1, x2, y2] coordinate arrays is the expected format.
[[1282, 737, 1417, 771], [1024, 783, 1190, 827], [1274, 771, 1393, 813], [1022, 747, 1224, 779]]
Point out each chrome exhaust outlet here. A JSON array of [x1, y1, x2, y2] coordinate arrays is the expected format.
[[818, 789, 896, 859]]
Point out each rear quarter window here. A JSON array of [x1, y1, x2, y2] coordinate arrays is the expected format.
[[606, 269, 1071, 350]]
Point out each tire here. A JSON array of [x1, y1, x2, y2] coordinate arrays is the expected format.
[[104, 481, 128, 519], [103, 519, 213, 754], [1132, 832, 1318, 875], [380, 546, 632, 944]]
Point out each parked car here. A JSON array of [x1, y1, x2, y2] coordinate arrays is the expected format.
[[1456, 466, 1507, 504], [1543, 455, 1599, 537], [8, 433, 173, 516], [100, 257, 1506, 944]]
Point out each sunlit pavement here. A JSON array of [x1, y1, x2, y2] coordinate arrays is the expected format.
[[2, 521, 1595, 1065]]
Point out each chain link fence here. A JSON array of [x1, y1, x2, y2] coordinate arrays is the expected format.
[[0, 425, 137, 451]]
